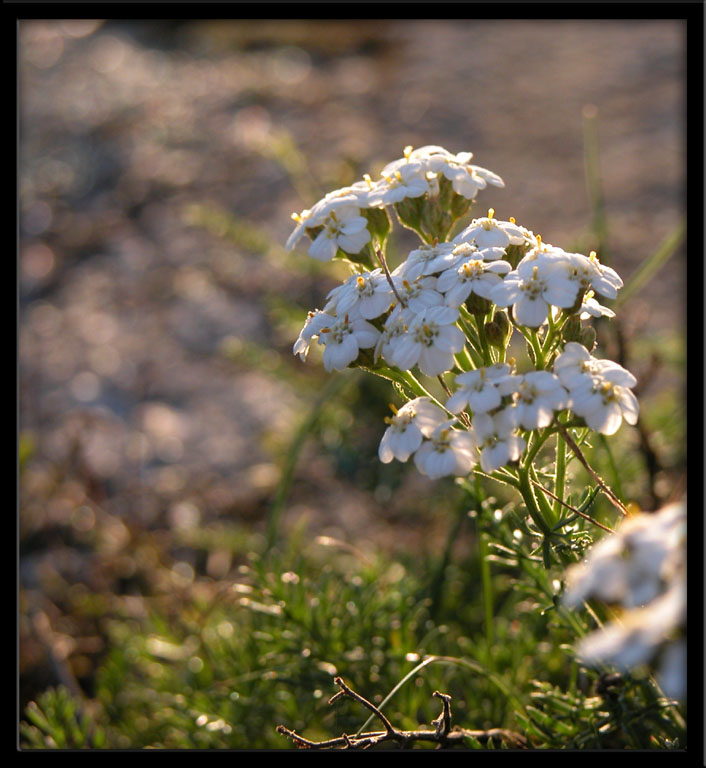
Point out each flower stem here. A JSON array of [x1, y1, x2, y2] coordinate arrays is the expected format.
[[554, 431, 567, 519]]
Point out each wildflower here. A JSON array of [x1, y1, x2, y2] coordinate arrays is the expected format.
[[413, 420, 478, 478], [308, 206, 372, 262], [426, 151, 505, 199], [446, 363, 513, 414], [496, 371, 569, 430], [563, 502, 685, 609], [317, 314, 380, 372], [385, 305, 465, 376], [437, 253, 512, 308], [568, 360, 639, 435], [453, 210, 530, 250], [472, 407, 526, 473], [378, 397, 447, 463], [368, 162, 432, 207], [553, 342, 636, 392], [326, 269, 395, 320], [579, 293, 616, 320], [491, 258, 579, 327], [560, 250, 623, 301], [394, 241, 458, 282], [293, 309, 335, 362], [393, 275, 445, 314]]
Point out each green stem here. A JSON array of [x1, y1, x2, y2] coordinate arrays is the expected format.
[[517, 465, 552, 536], [474, 477, 494, 648], [554, 431, 567, 520], [475, 315, 494, 366]]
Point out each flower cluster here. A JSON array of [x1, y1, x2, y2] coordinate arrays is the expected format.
[[289, 145, 638, 483], [563, 502, 686, 700]]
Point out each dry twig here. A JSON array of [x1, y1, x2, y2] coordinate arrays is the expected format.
[[277, 676, 529, 750]]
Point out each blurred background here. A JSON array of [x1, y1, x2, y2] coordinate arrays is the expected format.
[[19, 19, 686, 740]]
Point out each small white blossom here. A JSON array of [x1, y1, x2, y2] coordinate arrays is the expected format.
[[368, 162, 432, 207], [308, 206, 371, 262], [317, 314, 380, 372], [413, 420, 478, 479], [560, 250, 623, 301], [394, 241, 458, 282], [453, 211, 530, 250], [386, 305, 465, 376], [446, 363, 513, 414], [437, 254, 512, 308], [326, 269, 394, 320], [472, 407, 526, 473], [496, 371, 569, 430], [426, 151, 505, 199], [378, 397, 447, 463], [553, 342, 636, 392], [293, 309, 335, 362], [393, 275, 445, 314], [579, 294, 616, 320], [491, 258, 579, 327]]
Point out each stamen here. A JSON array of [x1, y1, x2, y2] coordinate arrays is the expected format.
[[403, 145, 413, 159], [536, 234, 542, 246], [509, 216, 516, 224], [363, 173, 373, 188], [388, 402, 399, 415], [356, 276, 366, 288], [291, 212, 302, 222], [488, 208, 495, 220]]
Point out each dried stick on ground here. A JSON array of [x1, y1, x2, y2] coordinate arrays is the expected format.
[[277, 676, 529, 750]]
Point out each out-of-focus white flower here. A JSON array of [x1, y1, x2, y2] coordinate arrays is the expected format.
[[413, 420, 478, 479], [472, 407, 526, 473], [564, 502, 686, 700], [437, 253, 512, 308], [446, 363, 513, 414], [317, 314, 380, 372], [308, 206, 372, 262], [496, 370, 569, 430], [563, 502, 686, 609], [453, 210, 530, 250], [326, 269, 395, 320], [385, 305, 465, 376], [378, 397, 447, 463]]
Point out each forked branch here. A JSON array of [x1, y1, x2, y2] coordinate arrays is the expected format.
[[276, 676, 529, 750]]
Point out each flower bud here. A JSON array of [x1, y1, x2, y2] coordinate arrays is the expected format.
[[579, 326, 597, 351], [562, 315, 583, 343], [466, 293, 492, 316], [363, 207, 391, 246], [485, 311, 511, 349], [394, 196, 424, 232]]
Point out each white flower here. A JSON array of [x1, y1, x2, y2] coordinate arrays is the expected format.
[[491, 259, 579, 327], [308, 206, 371, 262], [386, 305, 465, 376], [393, 275, 445, 314], [378, 397, 447, 463], [453, 211, 529, 250], [563, 502, 686, 609], [318, 314, 380, 372], [579, 294, 616, 320], [437, 254, 512, 308], [326, 269, 394, 320], [496, 371, 569, 430], [472, 407, 526, 473], [569, 365, 639, 436], [446, 363, 513, 414], [394, 241, 458, 282], [552, 342, 636, 392], [286, 185, 374, 252], [368, 161, 432, 207], [413, 420, 478, 479], [293, 309, 335, 361], [560, 250, 623, 301], [426, 151, 505, 199], [374, 304, 415, 365]]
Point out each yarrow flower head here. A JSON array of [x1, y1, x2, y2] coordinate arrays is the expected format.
[[445, 363, 513, 415]]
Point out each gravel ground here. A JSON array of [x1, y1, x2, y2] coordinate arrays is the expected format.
[[18, 19, 686, 706]]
